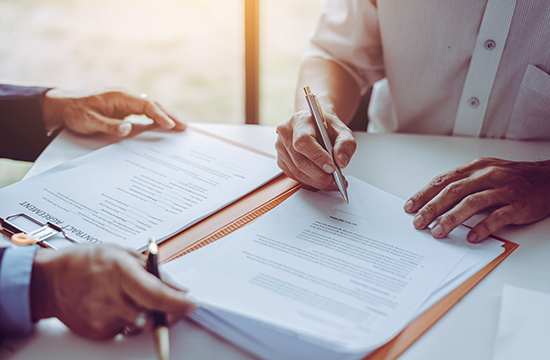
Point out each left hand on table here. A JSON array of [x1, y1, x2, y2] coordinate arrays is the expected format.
[[403, 157, 550, 243], [42, 88, 186, 137]]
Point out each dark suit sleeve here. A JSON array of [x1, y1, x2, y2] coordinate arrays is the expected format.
[[0, 248, 5, 343], [0, 84, 54, 162], [0, 247, 6, 275]]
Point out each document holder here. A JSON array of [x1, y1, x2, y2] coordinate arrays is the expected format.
[[156, 175, 518, 360], [0, 212, 81, 249]]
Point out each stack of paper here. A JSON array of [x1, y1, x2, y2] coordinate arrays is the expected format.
[[164, 176, 505, 360]]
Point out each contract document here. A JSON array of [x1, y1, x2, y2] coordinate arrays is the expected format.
[[0, 128, 281, 250], [164, 176, 505, 360]]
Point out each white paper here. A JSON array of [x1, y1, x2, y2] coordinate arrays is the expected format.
[[165, 176, 497, 353], [0, 128, 281, 250], [492, 285, 550, 360]]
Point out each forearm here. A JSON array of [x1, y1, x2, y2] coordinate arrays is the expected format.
[[295, 57, 361, 125]]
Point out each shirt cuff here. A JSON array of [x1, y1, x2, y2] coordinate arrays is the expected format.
[[0, 246, 38, 336]]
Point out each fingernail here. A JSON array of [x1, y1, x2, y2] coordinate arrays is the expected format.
[[432, 224, 443, 237], [323, 164, 334, 173], [404, 199, 414, 212], [468, 232, 478, 243], [413, 214, 424, 228], [338, 153, 349, 167], [119, 122, 132, 136]]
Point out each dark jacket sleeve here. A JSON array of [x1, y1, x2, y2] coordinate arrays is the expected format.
[[0, 247, 5, 344], [0, 84, 53, 162]]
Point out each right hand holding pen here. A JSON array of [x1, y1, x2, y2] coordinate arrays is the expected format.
[[30, 245, 195, 340], [275, 110, 356, 190]]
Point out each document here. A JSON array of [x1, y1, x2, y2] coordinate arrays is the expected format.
[[0, 128, 281, 250], [164, 176, 504, 359]]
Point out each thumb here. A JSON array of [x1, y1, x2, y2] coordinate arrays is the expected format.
[[90, 112, 133, 137], [331, 125, 356, 169]]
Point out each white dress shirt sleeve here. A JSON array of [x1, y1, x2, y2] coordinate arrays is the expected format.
[[304, 0, 385, 95], [0, 246, 38, 336]]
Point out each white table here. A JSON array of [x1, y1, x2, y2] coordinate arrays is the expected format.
[[2, 123, 549, 360]]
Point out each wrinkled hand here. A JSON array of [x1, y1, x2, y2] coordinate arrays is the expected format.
[[275, 110, 356, 190], [404, 157, 550, 243], [43, 88, 186, 137], [30, 245, 195, 340]]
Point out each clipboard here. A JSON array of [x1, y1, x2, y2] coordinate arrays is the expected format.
[[157, 176, 518, 360], [0, 125, 286, 253]]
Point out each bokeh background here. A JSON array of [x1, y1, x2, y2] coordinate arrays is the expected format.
[[0, 0, 324, 187]]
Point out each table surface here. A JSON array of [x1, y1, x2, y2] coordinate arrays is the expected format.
[[2, 123, 550, 360]]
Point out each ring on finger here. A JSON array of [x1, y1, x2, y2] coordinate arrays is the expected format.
[[122, 311, 148, 336]]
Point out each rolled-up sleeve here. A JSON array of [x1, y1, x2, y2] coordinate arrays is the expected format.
[[0, 246, 38, 336], [304, 0, 386, 95]]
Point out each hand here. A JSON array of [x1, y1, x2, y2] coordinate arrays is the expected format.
[[42, 88, 186, 137], [30, 245, 195, 340], [404, 157, 550, 243], [275, 110, 356, 190]]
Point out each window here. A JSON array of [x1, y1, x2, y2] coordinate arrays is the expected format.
[[0, 0, 324, 186]]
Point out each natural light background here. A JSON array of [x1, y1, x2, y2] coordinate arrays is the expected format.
[[0, 0, 324, 187]]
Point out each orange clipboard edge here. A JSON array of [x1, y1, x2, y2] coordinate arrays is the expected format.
[[364, 237, 518, 360], [159, 174, 301, 264]]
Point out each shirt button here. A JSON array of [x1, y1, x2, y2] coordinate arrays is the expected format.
[[484, 39, 496, 50], [468, 97, 480, 108]]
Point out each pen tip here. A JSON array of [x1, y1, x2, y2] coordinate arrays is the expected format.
[[344, 196, 349, 204]]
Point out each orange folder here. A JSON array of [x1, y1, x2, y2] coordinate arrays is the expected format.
[[158, 128, 518, 360]]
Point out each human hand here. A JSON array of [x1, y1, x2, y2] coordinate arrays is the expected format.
[[275, 110, 356, 190], [30, 245, 195, 340], [404, 157, 550, 243], [42, 88, 186, 137]]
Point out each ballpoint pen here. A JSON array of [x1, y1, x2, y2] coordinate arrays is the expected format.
[[303, 86, 349, 203], [147, 237, 170, 360]]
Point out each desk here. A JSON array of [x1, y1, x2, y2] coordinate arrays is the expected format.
[[2, 123, 550, 360]]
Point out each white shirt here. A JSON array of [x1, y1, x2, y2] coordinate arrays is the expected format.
[[305, 0, 550, 140]]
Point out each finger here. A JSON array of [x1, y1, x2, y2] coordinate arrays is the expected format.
[[467, 205, 517, 243], [138, 98, 177, 130], [128, 122, 159, 134], [86, 112, 134, 137], [412, 178, 485, 230], [160, 271, 190, 293], [121, 266, 195, 314], [330, 120, 356, 169], [404, 158, 500, 213], [111, 92, 178, 130], [276, 136, 337, 190], [430, 189, 503, 239], [404, 172, 458, 214], [291, 118, 336, 174], [156, 102, 187, 131], [119, 310, 150, 336]]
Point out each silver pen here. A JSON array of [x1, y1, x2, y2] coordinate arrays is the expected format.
[[303, 86, 349, 203]]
